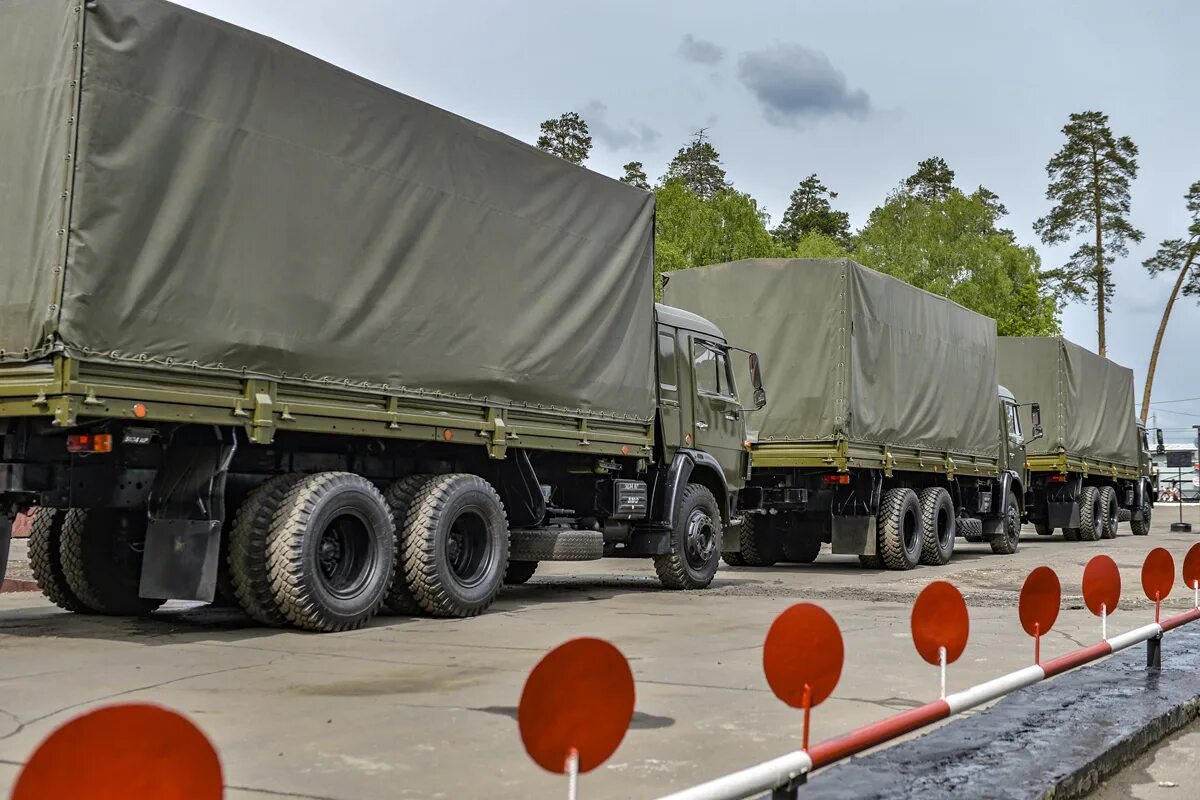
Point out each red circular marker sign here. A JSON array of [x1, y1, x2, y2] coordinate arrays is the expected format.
[[1082, 554, 1121, 616], [14, 703, 222, 800], [1141, 548, 1175, 602], [763, 603, 844, 708], [1183, 543, 1200, 590], [911, 581, 969, 665], [1019, 566, 1061, 637], [518, 637, 635, 774]]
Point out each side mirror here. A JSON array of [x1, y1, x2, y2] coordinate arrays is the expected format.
[[1029, 403, 1044, 442], [749, 352, 767, 411], [1156, 428, 1166, 455]]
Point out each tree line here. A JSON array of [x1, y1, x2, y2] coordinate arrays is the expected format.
[[535, 111, 1200, 412]]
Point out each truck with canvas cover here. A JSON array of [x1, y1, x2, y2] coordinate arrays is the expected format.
[[998, 337, 1159, 540], [665, 259, 1036, 570], [0, 0, 765, 631]]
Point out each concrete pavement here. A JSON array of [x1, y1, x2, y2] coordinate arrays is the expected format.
[[1, 506, 1197, 799]]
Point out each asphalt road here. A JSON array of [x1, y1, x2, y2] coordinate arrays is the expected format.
[[1, 506, 1198, 800]]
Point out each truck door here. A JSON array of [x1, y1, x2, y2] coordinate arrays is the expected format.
[[690, 336, 745, 488], [656, 325, 684, 451], [1003, 399, 1026, 475]]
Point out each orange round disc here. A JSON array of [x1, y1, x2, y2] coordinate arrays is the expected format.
[[518, 638, 634, 774], [1183, 543, 1200, 590], [14, 703, 222, 800], [1141, 547, 1175, 601], [911, 580, 969, 665], [1082, 554, 1121, 616], [762, 603, 844, 708], [1019, 566, 1061, 637]]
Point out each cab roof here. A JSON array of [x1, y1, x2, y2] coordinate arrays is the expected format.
[[655, 303, 726, 341]]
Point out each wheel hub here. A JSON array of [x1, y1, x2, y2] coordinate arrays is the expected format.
[[319, 534, 343, 576], [685, 510, 716, 566]]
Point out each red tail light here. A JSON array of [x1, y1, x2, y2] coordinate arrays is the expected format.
[[67, 433, 113, 454]]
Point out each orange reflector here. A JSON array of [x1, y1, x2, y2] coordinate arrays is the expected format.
[[824, 474, 850, 485], [744, 440, 752, 451], [1047, 474, 1067, 483], [442, 429, 453, 441], [621, 445, 629, 456], [133, 403, 148, 419], [67, 434, 113, 454]]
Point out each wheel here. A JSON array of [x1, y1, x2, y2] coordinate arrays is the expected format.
[[400, 473, 509, 618], [1034, 521, 1054, 536], [60, 509, 164, 616], [1063, 525, 1080, 542], [989, 491, 1021, 555], [721, 551, 746, 567], [738, 515, 780, 567], [781, 535, 822, 564], [1077, 486, 1103, 542], [858, 554, 883, 568], [265, 472, 396, 632], [29, 510, 90, 612], [917, 487, 956, 566], [877, 488, 922, 570], [958, 517, 984, 542], [1099, 487, 1119, 540], [655, 484, 723, 589], [509, 529, 603, 561], [1131, 504, 1152, 536], [229, 474, 305, 625], [381, 474, 433, 615], [504, 561, 538, 585]]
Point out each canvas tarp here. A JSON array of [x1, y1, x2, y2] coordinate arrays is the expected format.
[[997, 337, 1139, 467], [664, 259, 1001, 457], [0, 0, 656, 420]]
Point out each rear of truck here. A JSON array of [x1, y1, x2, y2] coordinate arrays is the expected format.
[[998, 337, 1148, 540], [0, 0, 749, 630], [666, 258, 1024, 571]]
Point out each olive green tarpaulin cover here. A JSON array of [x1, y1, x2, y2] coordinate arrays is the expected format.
[[997, 337, 1139, 467], [0, 0, 656, 420], [664, 259, 1001, 456]]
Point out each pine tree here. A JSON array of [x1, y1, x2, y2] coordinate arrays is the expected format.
[[1034, 111, 1143, 356], [536, 112, 592, 165], [1140, 180, 1200, 422], [620, 161, 650, 190], [904, 157, 955, 203], [662, 130, 729, 199], [773, 174, 851, 248]]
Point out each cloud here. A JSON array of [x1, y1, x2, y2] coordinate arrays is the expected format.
[[736, 43, 870, 126], [581, 101, 660, 150], [679, 34, 725, 65]]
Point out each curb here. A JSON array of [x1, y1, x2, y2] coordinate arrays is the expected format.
[[1, 578, 39, 593], [798, 624, 1200, 800]]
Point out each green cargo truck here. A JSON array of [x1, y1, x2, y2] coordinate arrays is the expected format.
[[998, 337, 1159, 540], [0, 0, 764, 631], [666, 259, 1038, 570]]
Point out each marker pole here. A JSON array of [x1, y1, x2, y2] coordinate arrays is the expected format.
[[566, 748, 579, 800]]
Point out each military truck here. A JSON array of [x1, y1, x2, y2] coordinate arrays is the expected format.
[[665, 259, 1037, 570], [0, 0, 764, 631], [998, 337, 1157, 540]]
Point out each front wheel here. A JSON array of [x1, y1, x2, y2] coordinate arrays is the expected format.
[[654, 484, 722, 589], [989, 491, 1021, 555]]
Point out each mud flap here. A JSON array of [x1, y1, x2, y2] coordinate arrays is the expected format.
[[832, 515, 876, 555], [139, 519, 222, 601], [1047, 501, 1079, 529]]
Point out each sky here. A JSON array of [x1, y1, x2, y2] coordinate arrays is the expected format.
[[173, 0, 1200, 444]]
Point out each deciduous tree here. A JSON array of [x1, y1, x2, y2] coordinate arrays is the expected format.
[[536, 111, 592, 165], [1140, 180, 1200, 423], [1033, 111, 1142, 356]]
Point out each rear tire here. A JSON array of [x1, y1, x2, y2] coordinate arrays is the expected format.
[[988, 491, 1021, 555], [504, 561, 538, 585], [29, 510, 89, 612], [265, 472, 396, 632], [1077, 487, 1103, 542], [1034, 521, 1054, 536], [721, 550, 746, 567], [918, 487, 956, 566], [781, 535, 822, 564], [381, 474, 432, 615], [1131, 504, 1152, 536], [738, 515, 780, 567], [229, 474, 305, 626], [1099, 486, 1119, 540], [858, 554, 883, 568], [655, 484, 722, 590], [401, 474, 509, 618], [877, 488, 922, 571], [60, 509, 164, 616]]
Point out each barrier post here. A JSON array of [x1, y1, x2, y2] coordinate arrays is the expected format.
[[770, 774, 806, 800], [1147, 635, 1162, 669]]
